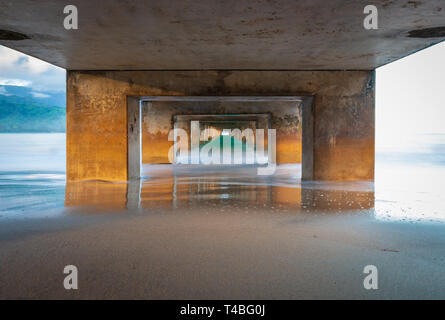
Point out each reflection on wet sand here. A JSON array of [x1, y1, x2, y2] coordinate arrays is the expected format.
[[65, 180, 128, 211], [7, 165, 445, 300], [65, 164, 374, 214], [4, 134, 445, 299]]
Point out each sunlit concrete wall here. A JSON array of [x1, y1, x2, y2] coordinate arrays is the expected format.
[[67, 70, 374, 181], [141, 101, 301, 164]]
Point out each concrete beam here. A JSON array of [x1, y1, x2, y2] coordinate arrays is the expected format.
[[1, 0, 445, 70]]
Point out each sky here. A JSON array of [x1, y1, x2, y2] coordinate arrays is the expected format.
[[376, 42, 445, 138], [376, 41, 445, 150], [0, 45, 65, 92], [0, 41, 444, 146]]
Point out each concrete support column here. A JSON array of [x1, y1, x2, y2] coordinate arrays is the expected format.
[[66, 70, 374, 182], [302, 96, 314, 180], [127, 97, 141, 180]]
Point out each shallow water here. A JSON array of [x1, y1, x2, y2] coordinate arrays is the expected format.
[[0, 134, 66, 218], [0, 133, 444, 223]]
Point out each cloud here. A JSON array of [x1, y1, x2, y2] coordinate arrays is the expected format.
[[0, 87, 11, 96], [23, 56, 52, 74], [0, 46, 23, 68], [0, 78, 32, 86], [31, 92, 51, 98], [0, 45, 65, 92]]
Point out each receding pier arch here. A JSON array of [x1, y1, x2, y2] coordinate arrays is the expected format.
[[67, 70, 374, 182], [126, 95, 315, 180]]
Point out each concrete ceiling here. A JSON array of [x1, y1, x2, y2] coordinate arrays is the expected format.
[[1, 0, 445, 70]]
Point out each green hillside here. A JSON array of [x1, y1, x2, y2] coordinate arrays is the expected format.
[[0, 86, 65, 133]]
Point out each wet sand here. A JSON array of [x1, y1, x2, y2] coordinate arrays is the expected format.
[[1, 164, 445, 299]]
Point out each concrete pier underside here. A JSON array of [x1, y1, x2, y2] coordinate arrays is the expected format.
[[5, 0, 445, 183], [2, 1, 445, 70], [67, 70, 374, 182]]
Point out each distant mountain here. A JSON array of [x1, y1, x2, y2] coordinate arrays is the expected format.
[[0, 85, 65, 132]]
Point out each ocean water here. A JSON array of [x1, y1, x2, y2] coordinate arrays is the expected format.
[[0, 133, 66, 217], [0, 133, 445, 222], [375, 134, 445, 222]]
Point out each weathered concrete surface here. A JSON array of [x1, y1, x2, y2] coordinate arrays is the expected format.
[[67, 70, 374, 181], [141, 101, 301, 164], [1, 0, 445, 70], [127, 97, 141, 179]]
